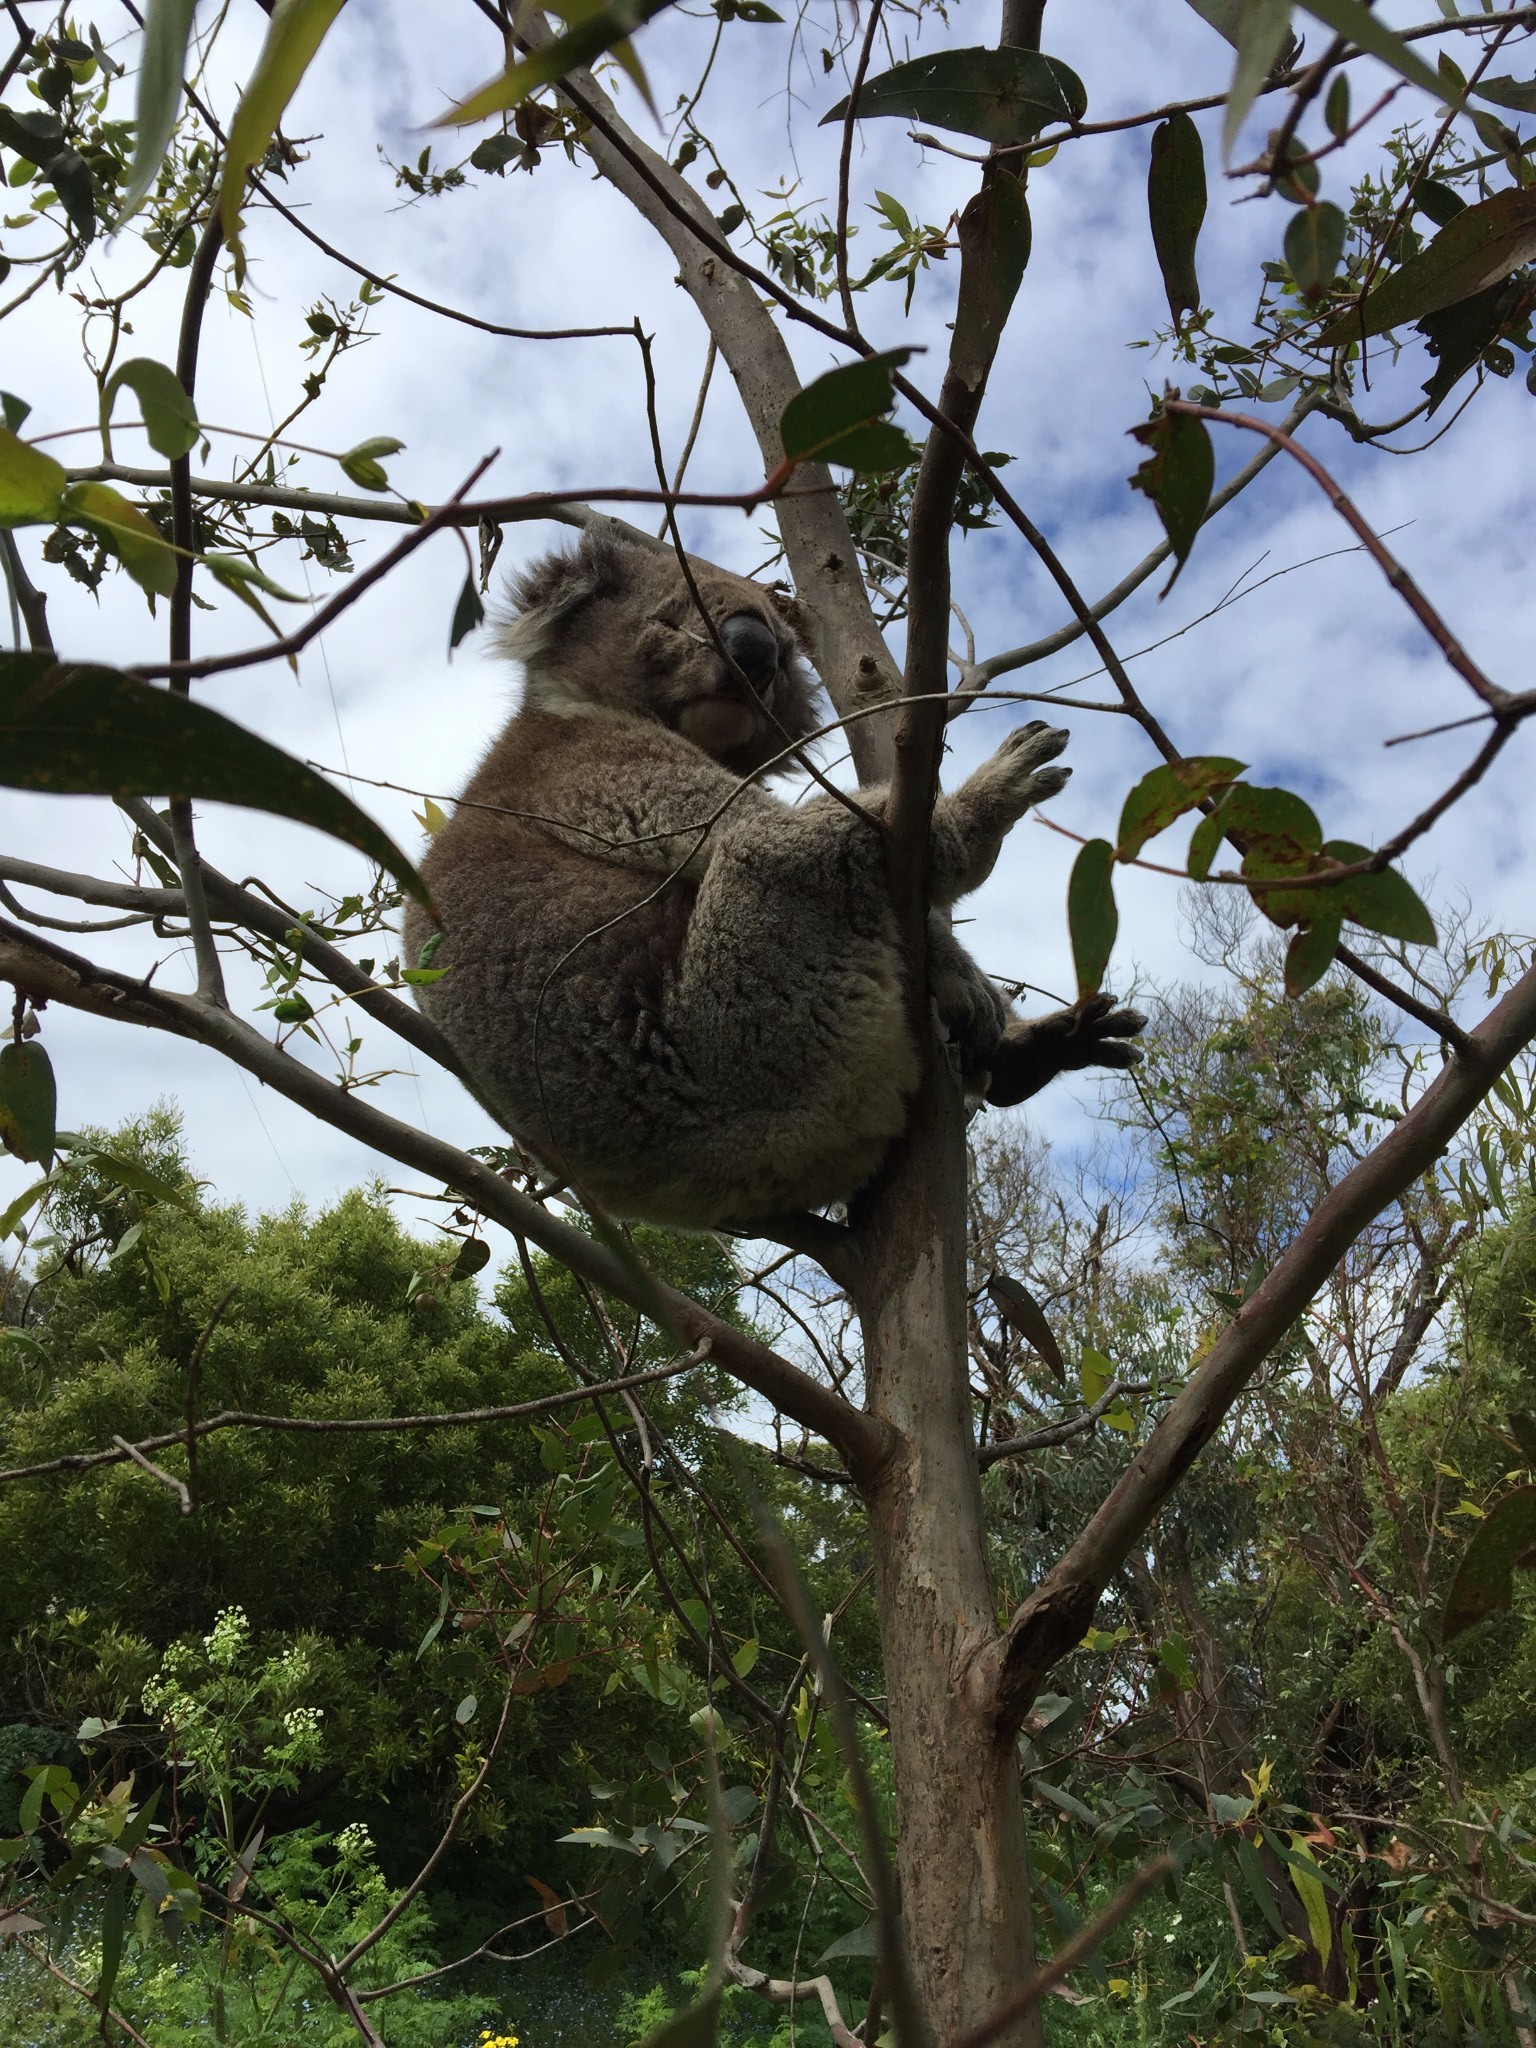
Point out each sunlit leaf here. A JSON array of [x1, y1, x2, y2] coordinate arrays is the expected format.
[[779, 348, 914, 473], [119, 0, 199, 224], [1443, 1486, 1536, 1639], [1322, 187, 1536, 343], [0, 653, 426, 901], [218, 0, 349, 248], [0, 1042, 57, 1169], [1116, 756, 1245, 862], [822, 46, 1086, 147], [102, 357, 200, 460], [1068, 838, 1117, 997], [339, 435, 404, 493], [1128, 407, 1213, 594], [1148, 110, 1206, 325], [0, 428, 67, 527]]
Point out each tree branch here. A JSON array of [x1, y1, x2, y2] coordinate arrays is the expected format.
[[0, 917, 894, 1486], [539, 35, 902, 782], [981, 960, 1536, 1735]]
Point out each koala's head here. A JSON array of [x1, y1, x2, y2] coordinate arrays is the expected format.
[[496, 526, 823, 779]]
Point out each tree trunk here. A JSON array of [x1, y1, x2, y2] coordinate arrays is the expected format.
[[855, 1063, 1041, 2046]]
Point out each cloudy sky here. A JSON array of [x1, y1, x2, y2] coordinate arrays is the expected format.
[[2, 0, 1532, 1242]]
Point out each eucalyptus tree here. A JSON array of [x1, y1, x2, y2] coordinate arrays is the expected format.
[[2, 0, 1536, 2042]]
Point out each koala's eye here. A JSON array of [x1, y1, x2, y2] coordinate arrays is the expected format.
[[719, 612, 780, 692]]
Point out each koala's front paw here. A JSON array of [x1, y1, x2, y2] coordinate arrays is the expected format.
[[984, 994, 1147, 1109], [980, 720, 1072, 816]]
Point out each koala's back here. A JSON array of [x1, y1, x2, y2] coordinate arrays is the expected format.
[[408, 706, 917, 1226]]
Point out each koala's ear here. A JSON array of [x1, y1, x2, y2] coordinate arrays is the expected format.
[[497, 525, 634, 666]]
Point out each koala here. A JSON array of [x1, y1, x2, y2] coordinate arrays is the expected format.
[[405, 527, 1143, 1230]]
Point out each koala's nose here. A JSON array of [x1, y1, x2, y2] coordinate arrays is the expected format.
[[719, 613, 780, 694]]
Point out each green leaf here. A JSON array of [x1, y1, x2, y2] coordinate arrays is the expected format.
[[1296, 0, 1461, 107], [1148, 110, 1206, 326], [120, 0, 200, 223], [779, 348, 914, 473], [70, 1143, 197, 1213], [815, 1921, 878, 1965], [0, 1174, 55, 1239], [0, 428, 67, 527], [0, 653, 427, 901], [96, 1875, 127, 2019], [1128, 407, 1213, 594], [1225, 783, 1324, 870], [1285, 1836, 1333, 1966], [434, 0, 674, 129], [218, 0, 349, 246], [987, 1271, 1066, 1383], [1285, 201, 1346, 300], [1068, 838, 1118, 997], [1443, 1487, 1536, 1639], [950, 169, 1031, 388], [1324, 72, 1350, 141], [821, 46, 1087, 147], [0, 393, 31, 432], [1159, 1634, 1196, 1688], [1187, 801, 1230, 881], [1474, 74, 1536, 116], [1236, 1832, 1290, 1940], [58, 481, 177, 598], [1284, 915, 1342, 996], [451, 1237, 491, 1279], [205, 552, 307, 638], [0, 106, 64, 164], [449, 572, 486, 655], [1314, 839, 1436, 944], [558, 1826, 643, 1854], [102, 357, 200, 460], [1322, 188, 1536, 343], [1223, 0, 1294, 160], [1116, 756, 1245, 862], [0, 1042, 57, 1169], [339, 436, 405, 493]]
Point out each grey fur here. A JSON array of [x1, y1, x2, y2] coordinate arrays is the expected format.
[[405, 529, 1142, 1228]]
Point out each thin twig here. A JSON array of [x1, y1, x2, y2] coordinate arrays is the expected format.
[[1163, 401, 1510, 713], [111, 1434, 193, 1513], [0, 1358, 710, 1487]]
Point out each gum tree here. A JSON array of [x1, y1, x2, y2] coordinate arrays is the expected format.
[[2, 1, 1536, 2041]]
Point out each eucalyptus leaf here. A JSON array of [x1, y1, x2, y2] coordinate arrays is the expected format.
[[822, 45, 1086, 147], [1067, 838, 1118, 997], [0, 653, 426, 901]]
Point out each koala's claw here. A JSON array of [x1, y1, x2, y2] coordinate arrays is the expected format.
[[983, 994, 1148, 1110]]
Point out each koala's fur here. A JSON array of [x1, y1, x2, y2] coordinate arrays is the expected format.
[[405, 528, 1142, 1229]]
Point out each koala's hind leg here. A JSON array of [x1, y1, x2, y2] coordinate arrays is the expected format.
[[927, 722, 1071, 906], [984, 994, 1147, 1108]]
